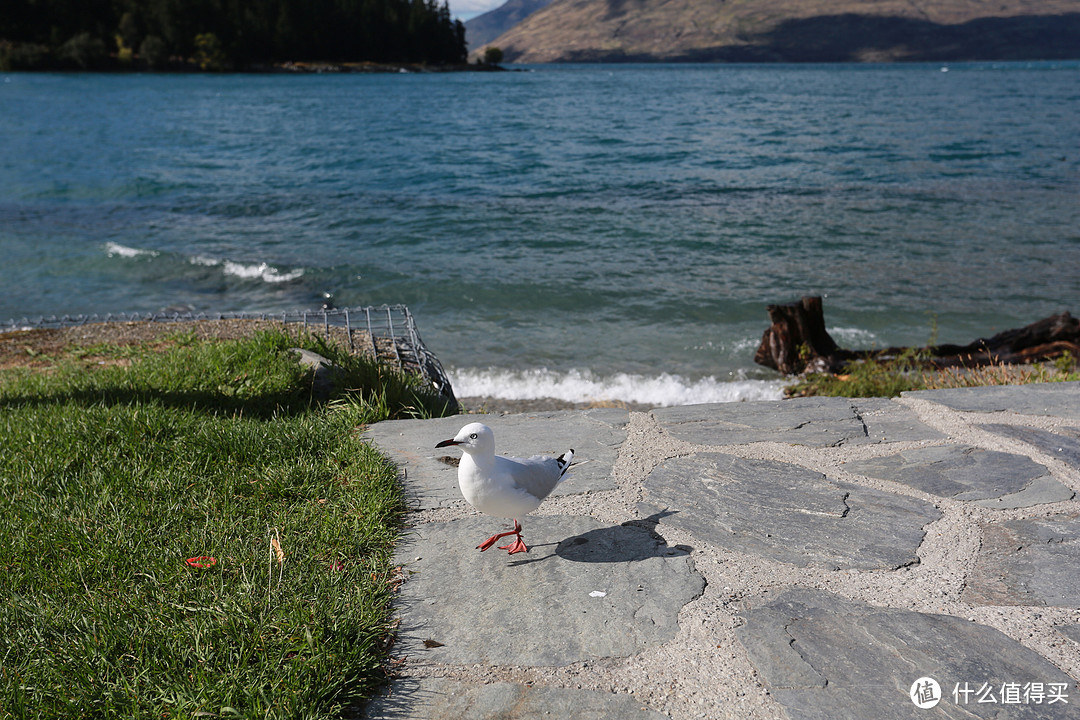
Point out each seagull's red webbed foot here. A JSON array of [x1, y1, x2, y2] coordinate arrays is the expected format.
[[477, 519, 526, 553], [498, 536, 528, 554]]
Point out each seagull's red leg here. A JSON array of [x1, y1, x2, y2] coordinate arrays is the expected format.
[[477, 519, 523, 552], [498, 519, 528, 554], [476, 530, 516, 551]]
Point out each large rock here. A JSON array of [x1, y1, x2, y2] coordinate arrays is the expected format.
[[964, 512, 1080, 607], [845, 444, 1073, 509], [289, 348, 341, 399], [737, 588, 1075, 720], [391, 515, 704, 666], [364, 409, 627, 509], [652, 397, 943, 447], [641, 453, 941, 570]]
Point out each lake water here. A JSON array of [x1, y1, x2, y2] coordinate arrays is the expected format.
[[2, 62, 1078, 405]]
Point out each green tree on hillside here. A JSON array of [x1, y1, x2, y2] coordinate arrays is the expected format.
[[0, 0, 468, 70]]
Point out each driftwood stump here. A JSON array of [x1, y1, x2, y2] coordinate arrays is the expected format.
[[754, 296, 1080, 376], [753, 296, 840, 375]]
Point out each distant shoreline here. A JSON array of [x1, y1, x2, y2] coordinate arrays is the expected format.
[[243, 61, 509, 74], [1, 60, 508, 75]]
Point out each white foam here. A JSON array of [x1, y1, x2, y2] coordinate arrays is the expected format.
[[828, 326, 880, 346], [687, 337, 760, 355], [449, 367, 785, 407], [113, 248, 303, 283], [214, 259, 304, 283], [105, 242, 159, 258]]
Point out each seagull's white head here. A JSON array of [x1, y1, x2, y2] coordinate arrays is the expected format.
[[436, 422, 495, 456]]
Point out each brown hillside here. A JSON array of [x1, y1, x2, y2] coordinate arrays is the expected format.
[[466, 0, 555, 49], [489, 0, 1080, 62]]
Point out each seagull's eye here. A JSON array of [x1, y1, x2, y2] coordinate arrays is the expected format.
[[469, 433, 478, 439]]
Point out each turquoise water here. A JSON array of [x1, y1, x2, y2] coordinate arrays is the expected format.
[[2, 63, 1078, 404]]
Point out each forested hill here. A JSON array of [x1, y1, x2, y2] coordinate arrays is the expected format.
[[0, 0, 468, 70]]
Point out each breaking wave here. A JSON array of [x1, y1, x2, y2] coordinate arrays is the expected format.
[[449, 367, 785, 407], [104, 243, 304, 284], [105, 242, 159, 258], [190, 255, 305, 283], [829, 326, 882, 347]]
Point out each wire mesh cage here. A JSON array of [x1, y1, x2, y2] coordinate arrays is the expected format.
[[1, 305, 458, 410]]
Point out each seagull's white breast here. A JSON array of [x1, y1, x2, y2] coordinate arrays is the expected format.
[[458, 454, 551, 519]]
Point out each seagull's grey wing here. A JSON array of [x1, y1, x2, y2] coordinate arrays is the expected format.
[[497, 453, 572, 501]]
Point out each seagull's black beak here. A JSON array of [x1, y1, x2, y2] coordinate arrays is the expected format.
[[435, 438, 461, 448]]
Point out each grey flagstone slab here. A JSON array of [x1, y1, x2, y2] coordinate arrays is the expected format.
[[364, 678, 669, 720], [737, 588, 1075, 719], [980, 423, 1080, 470], [641, 453, 941, 570], [965, 512, 1080, 607], [391, 515, 704, 666], [652, 397, 944, 447], [903, 382, 1080, 420], [845, 444, 1073, 509]]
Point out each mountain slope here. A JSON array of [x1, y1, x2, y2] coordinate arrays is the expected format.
[[491, 0, 1080, 62], [466, 0, 554, 49]]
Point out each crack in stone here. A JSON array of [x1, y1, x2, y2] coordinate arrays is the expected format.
[[851, 403, 870, 438], [783, 619, 829, 689]]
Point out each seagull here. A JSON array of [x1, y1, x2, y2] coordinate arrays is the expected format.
[[435, 422, 573, 554]]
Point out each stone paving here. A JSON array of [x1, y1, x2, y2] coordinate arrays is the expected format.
[[362, 382, 1080, 720]]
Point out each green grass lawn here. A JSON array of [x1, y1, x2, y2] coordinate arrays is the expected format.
[[0, 329, 451, 718]]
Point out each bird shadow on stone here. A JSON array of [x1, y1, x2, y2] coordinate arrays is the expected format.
[[508, 511, 690, 566]]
